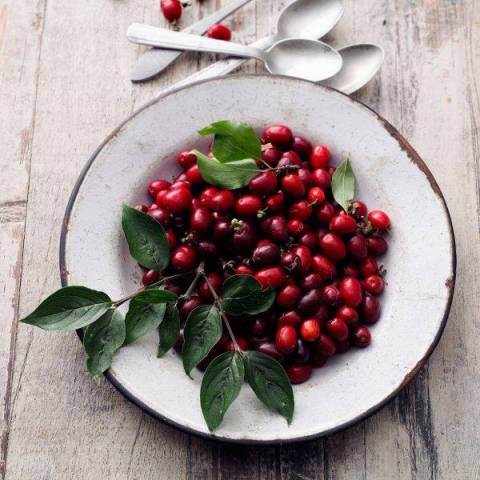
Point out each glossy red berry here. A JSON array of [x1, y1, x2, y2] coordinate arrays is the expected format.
[[348, 234, 368, 260], [252, 241, 280, 267], [322, 284, 341, 306], [298, 289, 322, 315], [255, 266, 286, 289], [359, 256, 378, 277], [277, 285, 302, 309], [291, 245, 313, 274], [179, 295, 202, 320], [336, 306, 359, 327], [287, 219, 305, 237], [266, 192, 285, 212], [281, 174, 305, 198], [320, 233, 347, 260], [364, 274, 384, 295], [147, 207, 172, 227], [268, 215, 289, 243], [291, 136, 312, 158], [235, 263, 255, 275], [354, 326, 371, 347], [160, 187, 192, 214], [330, 214, 357, 235], [278, 310, 302, 328], [289, 200, 312, 221], [160, 0, 182, 22], [261, 146, 282, 167], [176, 150, 196, 168], [367, 235, 388, 256], [297, 167, 313, 186], [307, 187, 325, 205], [235, 194, 263, 217], [190, 207, 212, 232], [148, 179, 171, 199], [210, 189, 235, 213], [186, 164, 203, 184], [287, 364, 313, 384], [299, 232, 318, 250], [351, 200, 367, 218], [339, 276, 363, 307], [312, 255, 337, 281], [249, 171, 277, 195], [275, 325, 297, 354], [300, 273, 323, 290], [165, 230, 177, 248], [198, 273, 222, 301], [310, 145, 330, 169], [300, 319, 321, 342], [368, 210, 391, 230], [263, 125, 293, 148], [312, 168, 331, 190], [280, 150, 302, 166], [171, 245, 198, 272], [256, 342, 285, 362], [315, 334, 336, 357], [207, 23, 231, 41], [316, 202, 336, 225], [142, 269, 160, 286], [361, 295, 381, 324], [325, 317, 349, 341]]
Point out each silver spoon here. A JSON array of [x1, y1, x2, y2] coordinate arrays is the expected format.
[[127, 23, 343, 82], [131, 0, 344, 82], [321, 44, 384, 94]]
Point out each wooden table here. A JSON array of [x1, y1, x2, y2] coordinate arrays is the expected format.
[[1, 0, 478, 478]]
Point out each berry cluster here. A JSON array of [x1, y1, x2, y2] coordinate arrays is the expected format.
[[136, 124, 390, 385]]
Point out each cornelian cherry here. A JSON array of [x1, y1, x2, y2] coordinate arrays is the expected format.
[[263, 125, 293, 147], [171, 245, 197, 271], [235, 195, 263, 217], [310, 145, 330, 169], [207, 23, 231, 41], [249, 171, 277, 195], [300, 319, 321, 342], [275, 325, 297, 354], [368, 210, 391, 230], [281, 174, 305, 198]]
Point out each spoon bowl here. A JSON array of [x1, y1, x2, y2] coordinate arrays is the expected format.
[[277, 0, 344, 40], [322, 44, 384, 94]]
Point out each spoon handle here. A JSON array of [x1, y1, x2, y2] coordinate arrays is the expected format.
[[127, 23, 266, 62]]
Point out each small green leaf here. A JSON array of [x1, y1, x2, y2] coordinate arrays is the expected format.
[[194, 150, 260, 190], [243, 351, 294, 424], [21, 286, 112, 331], [122, 205, 170, 271], [331, 158, 355, 212], [221, 275, 275, 316], [133, 288, 178, 304], [84, 309, 126, 379], [157, 304, 180, 357], [199, 120, 262, 162], [124, 298, 167, 345], [182, 304, 222, 376], [200, 351, 245, 431]]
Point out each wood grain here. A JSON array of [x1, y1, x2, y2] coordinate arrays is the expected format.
[[1, 0, 478, 478]]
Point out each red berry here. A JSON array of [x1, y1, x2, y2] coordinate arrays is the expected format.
[[199, 187, 218, 208], [190, 207, 212, 232], [300, 319, 321, 342], [268, 215, 289, 243], [266, 192, 285, 212], [322, 284, 341, 307], [348, 234, 368, 260], [297, 167, 313, 186], [263, 125, 293, 148], [336, 306, 359, 327], [368, 210, 391, 230], [148, 179, 171, 199], [287, 364, 313, 384], [171, 245, 198, 271], [179, 295, 203, 320], [160, 0, 182, 22], [249, 171, 277, 195], [147, 207, 171, 227], [299, 232, 318, 250], [351, 200, 367, 219], [160, 187, 192, 214], [165, 230, 177, 248], [280, 150, 303, 166], [275, 325, 297, 354], [287, 219, 305, 237], [315, 334, 336, 357], [261, 147, 282, 167], [325, 317, 349, 341], [207, 23, 231, 41], [277, 285, 302, 309], [198, 273, 222, 301], [330, 214, 357, 235], [307, 187, 325, 205], [278, 310, 302, 328], [361, 295, 381, 323], [310, 145, 330, 169], [281, 174, 305, 198], [255, 266, 286, 289], [289, 200, 312, 221], [142, 269, 160, 286], [353, 326, 371, 347], [300, 273, 323, 290], [320, 233, 347, 260], [364, 274, 384, 295], [210, 190, 235, 213], [359, 256, 378, 277], [235, 263, 255, 275], [312, 255, 337, 281], [316, 202, 336, 225], [367, 235, 388, 256], [252, 241, 280, 267], [312, 168, 331, 190], [291, 245, 313, 274], [298, 289, 322, 315], [339, 276, 363, 307], [235, 195, 263, 217], [343, 263, 360, 277], [186, 164, 203, 184], [256, 342, 285, 362], [291, 136, 312, 158], [176, 150, 196, 168]]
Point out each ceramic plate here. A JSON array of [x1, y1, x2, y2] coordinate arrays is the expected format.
[[60, 75, 455, 444]]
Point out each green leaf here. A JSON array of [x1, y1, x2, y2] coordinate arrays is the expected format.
[[157, 304, 180, 357], [200, 351, 245, 431], [121, 204, 170, 271], [194, 150, 260, 190], [84, 309, 126, 379], [182, 304, 222, 376], [331, 158, 355, 212], [199, 120, 262, 162], [133, 288, 178, 304], [221, 275, 275, 316], [21, 286, 112, 331], [124, 298, 167, 345], [243, 351, 294, 424]]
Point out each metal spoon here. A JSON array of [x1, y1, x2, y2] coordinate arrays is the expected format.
[[127, 23, 343, 82], [131, 0, 344, 82], [321, 44, 384, 94]]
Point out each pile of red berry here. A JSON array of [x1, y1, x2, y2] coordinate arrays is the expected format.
[[135, 124, 390, 385]]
